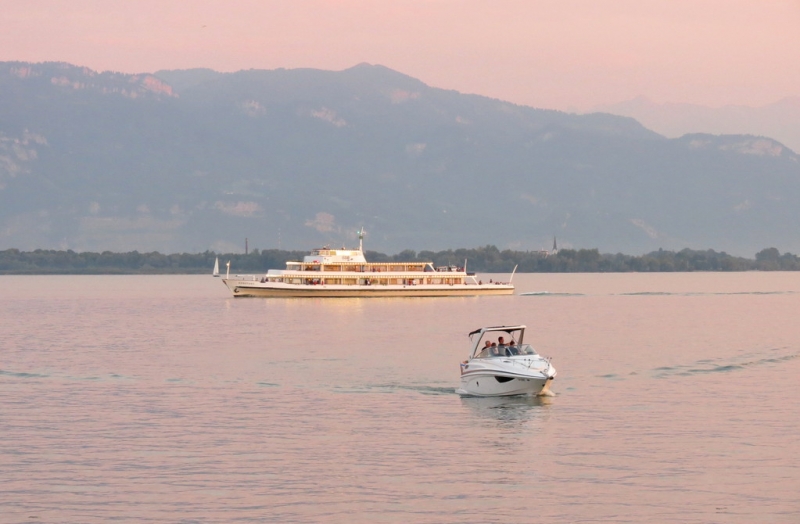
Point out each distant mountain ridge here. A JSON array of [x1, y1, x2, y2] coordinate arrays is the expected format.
[[594, 96, 800, 153], [1, 61, 799, 256], [5, 61, 176, 98]]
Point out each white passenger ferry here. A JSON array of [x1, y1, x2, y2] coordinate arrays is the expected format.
[[222, 231, 515, 298]]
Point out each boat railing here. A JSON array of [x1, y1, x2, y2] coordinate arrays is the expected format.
[[436, 266, 465, 272]]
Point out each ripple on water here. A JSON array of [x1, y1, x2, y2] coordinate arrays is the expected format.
[[652, 348, 798, 378]]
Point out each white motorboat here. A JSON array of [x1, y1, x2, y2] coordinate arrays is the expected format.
[[456, 325, 556, 397]]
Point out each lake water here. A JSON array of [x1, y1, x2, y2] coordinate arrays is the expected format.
[[1, 273, 799, 523]]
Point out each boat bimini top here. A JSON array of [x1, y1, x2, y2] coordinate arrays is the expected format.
[[468, 325, 529, 359]]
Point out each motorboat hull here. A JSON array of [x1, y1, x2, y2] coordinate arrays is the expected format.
[[457, 371, 554, 397]]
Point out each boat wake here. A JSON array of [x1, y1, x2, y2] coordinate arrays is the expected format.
[[408, 385, 459, 396], [519, 292, 585, 297], [652, 349, 798, 378], [332, 384, 457, 396], [619, 291, 798, 297], [0, 369, 136, 381], [520, 290, 797, 298], [0, 369, 49, 379]]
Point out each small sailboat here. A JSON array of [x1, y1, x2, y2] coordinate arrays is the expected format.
[[212, 257, 220, 277]]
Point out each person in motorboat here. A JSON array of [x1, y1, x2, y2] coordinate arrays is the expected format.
[[507, 340, 519, 355], [490, 342, 506, 357], [496, 337, 512, 357], [477, 341, 493, 358]]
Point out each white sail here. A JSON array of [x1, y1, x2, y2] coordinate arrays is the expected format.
[[213, 257, 220, 277]]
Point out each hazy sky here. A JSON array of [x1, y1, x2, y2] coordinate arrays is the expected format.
[[2, 0, 798, 111]]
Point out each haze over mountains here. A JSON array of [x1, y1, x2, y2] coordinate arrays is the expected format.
[[1, 61, 799, 257], [595, 96, 800, 154]]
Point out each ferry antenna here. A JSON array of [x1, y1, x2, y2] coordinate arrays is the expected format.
[[358, 227, 365, 252]]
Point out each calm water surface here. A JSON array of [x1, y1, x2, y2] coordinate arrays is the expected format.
[[1, 273, 799, 523]]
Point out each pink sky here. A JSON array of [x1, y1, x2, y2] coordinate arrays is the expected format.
[[1, 0, 798, 111]]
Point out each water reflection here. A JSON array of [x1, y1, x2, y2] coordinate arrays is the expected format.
[[460, 393, 553, 423]]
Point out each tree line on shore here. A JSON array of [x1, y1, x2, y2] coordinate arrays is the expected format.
[[1, 246, 798, 274]]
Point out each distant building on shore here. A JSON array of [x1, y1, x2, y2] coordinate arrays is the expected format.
[[532, 237, 558, 257]]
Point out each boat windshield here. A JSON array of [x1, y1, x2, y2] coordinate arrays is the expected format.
[[517, 344, 537, 355], [475, 343, 536, 358]]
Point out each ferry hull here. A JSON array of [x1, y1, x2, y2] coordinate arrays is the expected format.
[[223, 280, 514, 297]]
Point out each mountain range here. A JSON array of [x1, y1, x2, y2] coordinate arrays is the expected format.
[[1, 61, 799, 257]]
